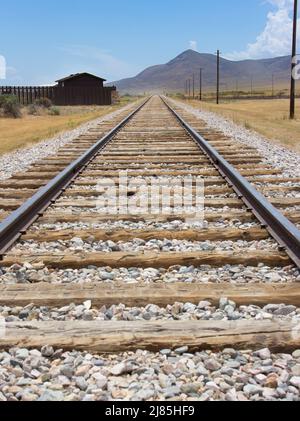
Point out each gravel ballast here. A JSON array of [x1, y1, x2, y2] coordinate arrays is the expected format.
[[0, 346, 299, 401], [2, 299, 300, 323], [0, 263, 298, 285], [11, 238, 278, 254]]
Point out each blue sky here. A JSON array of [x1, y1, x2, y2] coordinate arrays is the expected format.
[[0, 0, 298, 85]]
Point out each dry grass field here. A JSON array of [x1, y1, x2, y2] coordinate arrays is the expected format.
[[183, 98, 300, 153], [0, 97, 136, 156]]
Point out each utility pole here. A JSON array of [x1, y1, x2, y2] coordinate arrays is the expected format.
[[199, 68, 203, 101], [272, 74, 275, 98], [185, 80, 188, 96], [188, 79, 191, 98], [251, 77, 253, 96], [290, 0, 298, 119], [192, 73, 195, 99], [216, 50, 220, 104]]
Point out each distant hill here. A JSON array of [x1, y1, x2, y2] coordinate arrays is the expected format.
[[111, 49, 291, 94]]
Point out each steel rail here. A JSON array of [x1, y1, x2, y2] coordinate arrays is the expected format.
[[0, 98, 150, 258], [162, 96, 300, 269]]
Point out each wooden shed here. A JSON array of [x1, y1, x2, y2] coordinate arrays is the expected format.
[[54, 73, 116, 106], [55, 73, 106, 88]]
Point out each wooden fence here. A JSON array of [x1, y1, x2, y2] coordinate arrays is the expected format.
[[0, 86, 116, 106]]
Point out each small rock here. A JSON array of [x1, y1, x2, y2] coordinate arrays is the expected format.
[[99, 271, 115, 281], [204, 359, 221, 372], [263, 388, 277, 399], [179, 266, 195, 274], [255, 374, 267, 384], [75, 365, 91, 377], [174, 346, 188, 355], [222, 349, 238, 357], [268, 273, 282, 282], [264, 374, 278, 389], [255, 348, 271, 360], [290, 376, 300, 388], [226, 361, 241, 369], [135, 389, 155, 401], [163, 364, 174, 375], [160, 349, 172, 356], [83, 300, 92, 310], [291, 365, 300, 377], [0, 392, 7, 402], [164, 386, 181, 399], [82, 311, 94, 321], [21, 393, 38, 401], [15, 349, 29, 360], [181, 383, 201, 395], [219, 297, 229, 310], [225, 389, 238, 401], [243, 384, 262, 396], [38, 390, 64, 401], [71, 237, 84, 246], [198, 301, 211, 309], [19, 310, 29, 320], [41, 373, 51, 383], [92, 373, 107, 389], [110, 362, 128, 376], [76, 377, 88, 391], [41, 345, 54, 357], [274, 305, 296, 316], [292, 350, 300, 359], [60, 365, 74, 379], [205, 381, 219, 391]]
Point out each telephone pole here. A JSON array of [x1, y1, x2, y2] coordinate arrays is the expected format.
[[188, 79, 191, 98], [192, 73, 195, 99], [216, 50, 220, 104], [272, 74, 275, 98], [290, 0, 298, 119], [199, 68, 203, 101]]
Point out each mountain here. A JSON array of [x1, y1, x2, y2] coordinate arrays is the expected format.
[[111, 50, 291, 94]]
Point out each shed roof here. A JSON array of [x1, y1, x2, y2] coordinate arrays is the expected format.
[[55, 72, 107, 83]]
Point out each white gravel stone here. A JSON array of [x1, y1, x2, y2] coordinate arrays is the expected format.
[[0, 347, 298, 401], [2, 300, 300, 324], [1, 263, 298, 285], [12, 237, 279, 254]]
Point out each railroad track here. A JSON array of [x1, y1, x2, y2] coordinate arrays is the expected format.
[[0, 95, 300, 401]]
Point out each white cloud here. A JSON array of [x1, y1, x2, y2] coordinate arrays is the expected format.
[[189, 41, 198, 51], [226, 0, 299, 60], [0, 55, 6, 79], [3, 65, 23, 84], [59, 45, 136, 80]]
